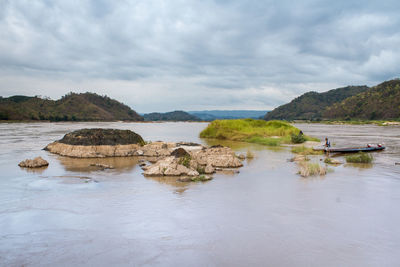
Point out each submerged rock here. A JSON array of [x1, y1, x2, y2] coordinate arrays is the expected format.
[[324, 158, 343, 165], [178, 175, 213, 182], [89, 163, 115, 169], [19, 157, 49, 168], [45, 128, 145, 158]]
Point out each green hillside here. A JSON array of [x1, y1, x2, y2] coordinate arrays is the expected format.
[[264, 85, 369, 120], [143, 110, 200, 121], [0, 92, 143, 121], [324, 79, 400, 120]]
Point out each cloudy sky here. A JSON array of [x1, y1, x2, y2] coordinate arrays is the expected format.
[[0, 0, 399, 112]]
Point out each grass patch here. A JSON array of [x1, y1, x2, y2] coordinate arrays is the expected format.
[[291, 146, 323, 155], [298, 162, 327, 177], [200, 119, 318, 146], [196, 166, 206, 174], [245, 136, 282, 146], [345, 152, 373, 163], [178, 155, 191, 168]]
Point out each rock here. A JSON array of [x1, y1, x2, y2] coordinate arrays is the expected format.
[[57, 128, 145, 146], [141, 142, 173, 157], [204, 164, 215, 174], [143, 156, 199, 177], [18, 157, 49, 168], [292, 154, 308, 162], [170, 147, 190, 158], [89, 163, 114, 169], [135, 150, 144, 156], [238, 154, 246, 160], [44, 128, 145, 158], [191, 147, 243, 168], [45, 142, 141, 158], [177, 142, 201, 147], [324, 158, 342, 165]]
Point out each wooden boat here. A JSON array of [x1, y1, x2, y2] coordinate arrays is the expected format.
[[313, 144, 385, 153]]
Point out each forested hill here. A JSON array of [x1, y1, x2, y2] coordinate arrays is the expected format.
[[323, 79, 400, 120], [143, 111, 200, 121], [0, 92, 143, 121], [264, 85, 369, 120]]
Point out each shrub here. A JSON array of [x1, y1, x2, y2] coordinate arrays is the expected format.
[[196, 166, 205, 174], [298, 162, 327, 177], [291, 133, 306, 144], [178, 155, 191, 168], [345, 152, 373, 163]]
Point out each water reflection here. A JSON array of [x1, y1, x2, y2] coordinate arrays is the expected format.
[[19, 166, 48, 174], [145, 176, 189, 193], [56, 156, 139, 173], [344, 163, 374, 169], [1, 122, 400, 266]]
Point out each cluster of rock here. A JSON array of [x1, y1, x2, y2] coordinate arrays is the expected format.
[[42, 128, 244, 182], [18, 157, 49, 168], [141, 145, 243, 179]]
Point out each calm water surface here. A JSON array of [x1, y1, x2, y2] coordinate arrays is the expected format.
[[0, 122, 399, 266]]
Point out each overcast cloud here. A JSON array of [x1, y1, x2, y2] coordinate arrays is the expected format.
[[0, 0, 399, 112]]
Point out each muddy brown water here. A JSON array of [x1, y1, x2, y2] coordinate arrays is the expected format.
[[0, 122, 399, 266]]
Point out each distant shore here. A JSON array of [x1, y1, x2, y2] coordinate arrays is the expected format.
[[2, 119, 399, 126]]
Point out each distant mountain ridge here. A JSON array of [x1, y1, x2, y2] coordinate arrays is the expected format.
[[189, 110, 269, 121], [264, 79, 400, 121], [143, 111, 200, 121], [324, 79, 400, 120], [264, 85, 369, 120], [0, 92, 143, 121]]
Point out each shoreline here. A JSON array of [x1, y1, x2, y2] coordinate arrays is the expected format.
[[1, 119, 399, 126]]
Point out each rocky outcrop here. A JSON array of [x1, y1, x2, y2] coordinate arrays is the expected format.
[[58, 128, 145, 146], [45, 128, 145, 158], [143, 156, 199, 177], [191, 146, 243, 168], [142, 145, 242, 181], [19, 157, 49, 168], [44, 128, 243, 182]]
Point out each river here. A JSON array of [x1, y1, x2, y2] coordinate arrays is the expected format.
[[0, 122, 399, 266]]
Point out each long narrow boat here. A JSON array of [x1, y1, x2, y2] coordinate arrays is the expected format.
[[313, 145, 385, 153]]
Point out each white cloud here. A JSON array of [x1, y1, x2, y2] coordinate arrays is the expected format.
[[0, 0, 399, 112]]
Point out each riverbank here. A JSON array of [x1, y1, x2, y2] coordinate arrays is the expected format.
[[292, 119, 400, 126]]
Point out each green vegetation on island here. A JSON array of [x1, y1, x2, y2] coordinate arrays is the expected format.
[[143, 110, 200, 121], [0, 92, 143, 122], [200, 119, 318, 146]]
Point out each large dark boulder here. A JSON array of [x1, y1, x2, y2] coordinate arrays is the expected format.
[[57, 128, 145, 146]]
